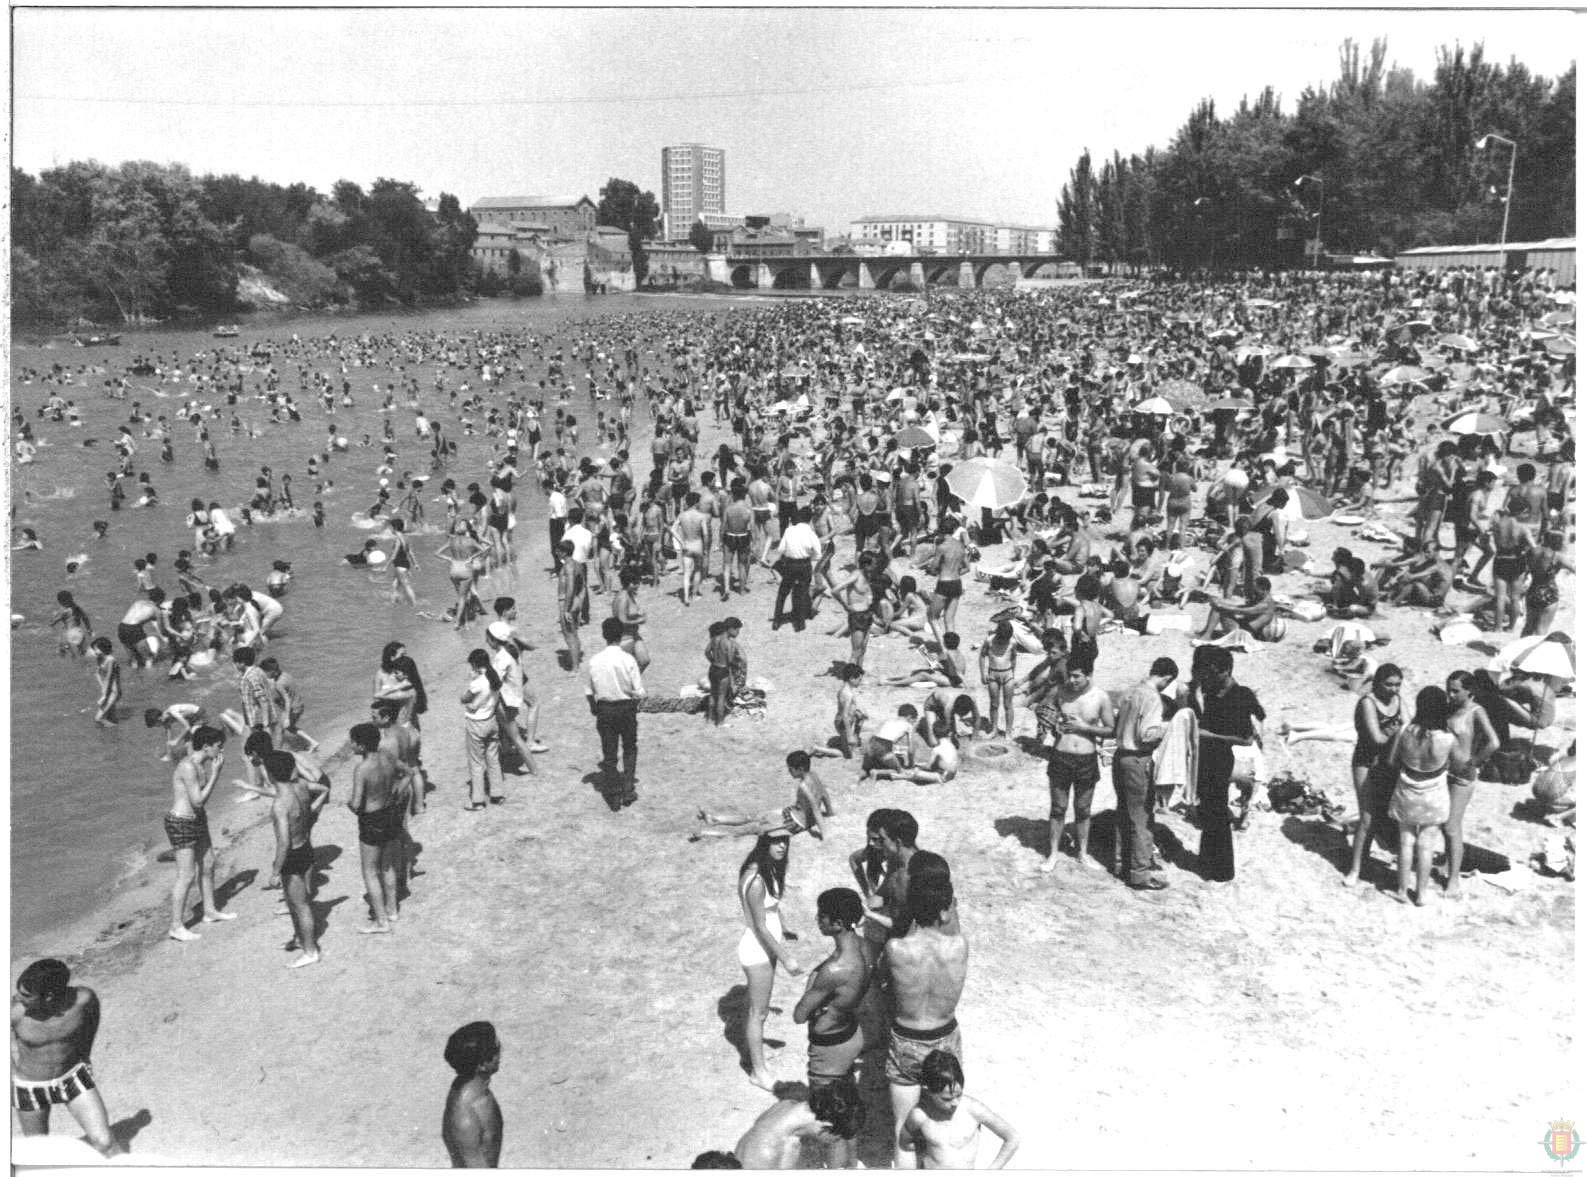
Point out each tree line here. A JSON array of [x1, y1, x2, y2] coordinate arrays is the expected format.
[[1057, 39, 1575, 272], [10, 161, 482, 327]]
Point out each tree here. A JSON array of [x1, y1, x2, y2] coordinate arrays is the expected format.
[[1058, 150, 1097, 267], [597, 177, 661, 282], [688, 220, 715, 253]]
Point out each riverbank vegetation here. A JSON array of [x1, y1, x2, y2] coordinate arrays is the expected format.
[[9, 162, 482, 327], [1058, 40, 1575, 271]]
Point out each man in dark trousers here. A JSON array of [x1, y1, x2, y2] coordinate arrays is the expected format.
[[1190, 645, 1265, 882]]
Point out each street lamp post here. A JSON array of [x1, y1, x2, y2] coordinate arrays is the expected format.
[[1192, 197, 1213, 275], [1476, 132, 1517, 245], [1292, 174, 1323, 267]]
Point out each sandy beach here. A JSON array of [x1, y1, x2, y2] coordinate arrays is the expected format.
[[11, 351, 1576, 1170]]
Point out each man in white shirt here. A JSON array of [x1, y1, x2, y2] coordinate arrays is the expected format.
[[772, 506, 822, 632], [562, 506, 595, 622], [547, 478, 570, 573], [486, 621, 537, 776], [585, 617, 645, 807]]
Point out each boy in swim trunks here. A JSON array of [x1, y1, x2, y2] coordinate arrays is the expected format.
[[794, 889, 870, 1104], [898, 1049, 1020, 1169], [10, 959, 126, 1155], [692, 751, 833, 841], [348, 722, 411, 934], [166, 725, 236, 942], [265, 750, 325, 968]]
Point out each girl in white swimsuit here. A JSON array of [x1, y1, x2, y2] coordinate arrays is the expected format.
[[736, 833, 798, 1091]]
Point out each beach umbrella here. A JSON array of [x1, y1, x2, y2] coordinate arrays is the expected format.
[[1491, 632, 1575, 681], [1253, 483, 1333, 520], [1445, 410, 1509, 436], [949, 353, 991, 363], [946, 458, 1028, 510], [894, 425, 935, 449], [1550, 291, 1576, 305], [1542, 310, 1575, 327], [1208, 396, 1251, 412], [1525, 329, 1559, 342], [1208, 327, 1241, 343], [1438, 333, 1480, 352], [1235, 345, 1274, 363], [1270, 354, 1313, 370], [1302, 345, 1335, 359], [1132, 396, 1176, 416], [885, 387, 912, 402], [840, 315, 866, 326], [1246, 298, 1280, 308], [1158, 378, 1208, 407], [1329, 351, 1371, 368], [1391, 319, 1436, 335], [1379, 364, 1428, 387], [1544, 336, 1575, 356]]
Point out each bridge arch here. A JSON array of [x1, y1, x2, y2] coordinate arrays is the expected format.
[[769, 265, 808, 290], [974, 261, 1016, 287], [1021, 260, 1060, 279], [814, 264, 849, 290], [924, 263, 960, 286], [730, 265, 755, 290]]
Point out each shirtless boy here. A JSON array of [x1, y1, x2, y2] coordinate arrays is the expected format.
[[166, 726, 237, 941], [732, 1075, 865, 1170], [348, 722, 412, 933], [885, 868, 969, 1169], [1444, 671, 1499, 898], [793, 889, 870, 1114], [898, 1049, 1019, 1169], [91, 638, 120, 726], [442, 1021, 503, 1168], [10, 959, 126, 1155], [265, 750, 326, 968], [1040, 654, 1115, 871]]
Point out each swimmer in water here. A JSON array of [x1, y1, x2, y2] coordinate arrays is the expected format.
[[92, 520, 109, 540], [50, 591, 92, 657], [13, 527, 42, 551], [266, 560, 293, 598], [345, 539, 385, 568]]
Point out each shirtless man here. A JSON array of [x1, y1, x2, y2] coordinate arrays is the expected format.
[[116, 594, 166, 668], [924, 527, 971, 639], [442, 1021, 503, 1168], [166, 725, 237, 941], [793, 889, 870, 1114], [885, 869, 970, 1169], [10, 959, 126, 1156], [265, 750, 325, 968], [1040, 653, 1115, 872], [898, 1049, 1020, 1170], [747, 469, 777, 566], [1444, 671, 1498, 899], [733, 1075, 865, 1170], [672, 492, 709, 606], [721, 482, 755, 595], [348, 721, 412, 933]]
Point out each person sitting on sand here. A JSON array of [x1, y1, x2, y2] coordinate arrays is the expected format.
[[898, 1049, 1020, 1170], [442, 1021, 503, 1168], [870, 719, 961, 785], [924, 687, 982, 747], [732, 1075, 865, 1170], [1197, 576, 1283, 643], [693, 751, 833, 842], [884, 631, 967, 690], [863, 708, 918, 779]]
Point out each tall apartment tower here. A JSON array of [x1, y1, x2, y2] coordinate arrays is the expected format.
[[661, 143, 725, 239]]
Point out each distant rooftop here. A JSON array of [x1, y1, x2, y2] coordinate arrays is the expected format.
[[1397, 237, 1575, 255], [854, 214, 996, 226], [471, 195, 593, 210]]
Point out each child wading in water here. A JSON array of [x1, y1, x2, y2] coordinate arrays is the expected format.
[[91, 637, 120, 725]]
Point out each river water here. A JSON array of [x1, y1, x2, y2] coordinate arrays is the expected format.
[[8, 293, 762, 947]]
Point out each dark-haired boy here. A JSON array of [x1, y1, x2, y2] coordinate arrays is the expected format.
[[348, 722, 411, 934], [266, 750, 325, 968], [442, 1021, 503, 1167], [10, 960, 126, 1155], [733, 1075, 866, 1170], [794, 889, 870, 1098]]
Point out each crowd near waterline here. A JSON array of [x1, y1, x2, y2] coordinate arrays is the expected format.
[[9, 269, 1576, 1165]]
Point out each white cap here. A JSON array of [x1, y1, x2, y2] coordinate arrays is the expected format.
[[486, 621, 513, 642]]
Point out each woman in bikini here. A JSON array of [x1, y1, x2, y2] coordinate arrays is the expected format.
[[436, 520, 487, 631], [1342, 663, 1404, 886], [387, 518, 417, 607], [736, 832, 801, 1092], [1521, 530, 1573, 637], [979, 619, 1020, 739], [611, 568, 651, 673], [1386, 687, 1456, 906]]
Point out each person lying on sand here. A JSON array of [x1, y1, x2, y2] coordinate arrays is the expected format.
[[693, 752, 833, 841]]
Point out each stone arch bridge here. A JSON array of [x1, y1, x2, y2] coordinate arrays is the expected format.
[[706, 252, 1063, 291]]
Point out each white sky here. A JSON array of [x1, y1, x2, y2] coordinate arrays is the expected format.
[[9, 7, 1579, 235]]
